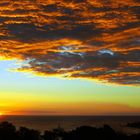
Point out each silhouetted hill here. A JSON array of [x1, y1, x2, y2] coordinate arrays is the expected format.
[[0, 121, 140, 140]]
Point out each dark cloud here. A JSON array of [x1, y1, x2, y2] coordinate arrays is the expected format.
[[0, 0, 140, 85]]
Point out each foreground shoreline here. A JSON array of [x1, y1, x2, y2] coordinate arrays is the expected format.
[[0, 121, 140, 140], [1, 115, 140, 132]]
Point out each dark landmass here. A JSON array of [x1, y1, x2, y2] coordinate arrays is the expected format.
[[127, 122, 140, 129], [0, 121, 140, 140]]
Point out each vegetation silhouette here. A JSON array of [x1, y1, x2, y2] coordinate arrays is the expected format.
[[0, 121, 140, 140]]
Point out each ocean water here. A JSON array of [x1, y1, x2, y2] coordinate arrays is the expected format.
[[0, 116, 140, 134]]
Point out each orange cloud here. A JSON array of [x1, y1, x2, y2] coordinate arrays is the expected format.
[[0, 0, 140, 85]]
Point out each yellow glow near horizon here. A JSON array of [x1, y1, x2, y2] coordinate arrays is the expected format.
[[0, 112, 3, 116]]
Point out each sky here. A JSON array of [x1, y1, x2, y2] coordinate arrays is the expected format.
[[0, 0, 140, 115]]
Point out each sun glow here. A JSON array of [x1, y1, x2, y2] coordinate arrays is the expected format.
[[0, 112, 3, 116]]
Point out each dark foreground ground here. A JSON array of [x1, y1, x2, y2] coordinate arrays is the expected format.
[[0, 121, 140, 140]]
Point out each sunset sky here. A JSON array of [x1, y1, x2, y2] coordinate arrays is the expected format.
[[0, 0, 140, 115]]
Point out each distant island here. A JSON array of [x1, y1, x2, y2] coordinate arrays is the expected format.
[[0, 121, 140, 140], [127, 122, 140, 129]]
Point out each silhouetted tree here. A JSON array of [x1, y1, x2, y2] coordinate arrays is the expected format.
[[0, 121, 17, 140], [43, 130, 56, 140], [63, 126, 101, 140], [129, 133, 140, 140], [17, 127, 41, 140], [98, 124, 117, 139]]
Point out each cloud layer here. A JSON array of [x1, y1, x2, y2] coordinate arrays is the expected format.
[[0, 0, 140, 85]]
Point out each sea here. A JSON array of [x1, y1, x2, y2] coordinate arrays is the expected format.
[[0, 116, 140, 135]]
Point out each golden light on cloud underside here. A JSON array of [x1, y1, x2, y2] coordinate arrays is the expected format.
[[0, 0, 140, 85]]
